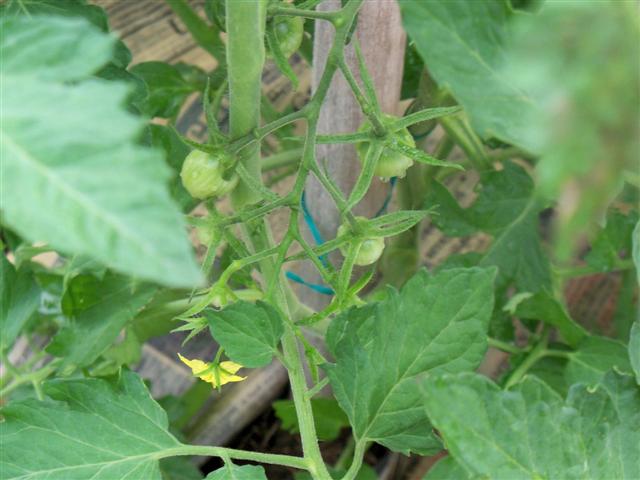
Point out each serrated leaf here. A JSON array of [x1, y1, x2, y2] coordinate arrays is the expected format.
[[46, 273, 156, 369], [0, 16, 202, 287], [160, 457, 203, 480], [1, 256, 40, 351], [325, 267, 496, 455], [565, 336, 632, 386], [204, 465, 267, 480], [205, 301, 284, 368], [424, 456, 471, 480], [294, 465, 377, 480], [131, 62, 204, 118], [427, 162, 551, 294], [273, 398, 349, 441], [506, 1, 639, 260], [631, 322, 640, 384], [422, 371, 640, 480], [399, 0, 537, 152], [427, 161, 535, 235], [0, 370, 182, 479], [0, 0, 132, 69], [586, 209, 639, 272], [525, 355, 569, 397], [633, 220, 640, 285], [507, 290, 587, 347]]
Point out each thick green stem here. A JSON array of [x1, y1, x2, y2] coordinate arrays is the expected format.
[[227, 0, 267, 208], [504, 329, 550, 389], [281, 329, 331, 479], [224, 2, 333, 477], [339, 441, 366, 480], [488, 337, 529, 355]]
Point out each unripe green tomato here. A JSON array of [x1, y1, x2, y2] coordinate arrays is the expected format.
[[269, 14, 304, 59], [196, 225, 216, 246], [356, 115, 416, 179], [337, 220, 385, 266], [180, 150, 238, 200], [406, 98, 437, 139]]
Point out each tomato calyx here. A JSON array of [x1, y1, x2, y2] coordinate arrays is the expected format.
[[356, 114, 416, 180]]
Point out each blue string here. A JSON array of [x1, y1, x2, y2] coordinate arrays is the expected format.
[[286, 178, 397, 295], [301, 191, 325, 245], [375, 176, 397, 217], [285, 271, 335, 295], [301, 191, 329, 267]]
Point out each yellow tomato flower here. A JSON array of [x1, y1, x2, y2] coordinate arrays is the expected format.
[[177, 353, 246, 387]]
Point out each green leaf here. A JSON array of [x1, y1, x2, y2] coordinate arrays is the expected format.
[[506, 1, 639, 260], [131, 62, 204, 118], [633, 220, 640, 285], [204, 465, 267, 480], [205, 301, 284, 368], [144, 124, 197, 213], [505, 290, 587, 347], [1, 256, 40, 351], [46, 273, 156, 369], [586, 209, 639, 272], [92, 328, 143, 376], [631, 322, 640, 384], [325, 267, 496, 455], [613, 269, 639, 342], [160, 457, 203, 480], [427, 162, 551, 293], [0, 0, 132, 69], [273, 398, 350, 441], [565, 336, 632, 386], [525, 355, 569, 397], [294, 465, 377, 480], [399, 0, 537, 152], [0, 16, 202, 287], [0, 370, 182, 479], [424, 456, 470, 480], [422, 370, 640, 480]]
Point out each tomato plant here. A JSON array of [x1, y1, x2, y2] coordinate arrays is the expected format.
[[1, 0, 639, 479]]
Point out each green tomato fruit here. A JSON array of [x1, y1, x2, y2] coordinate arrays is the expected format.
[[269, 13, 304, 59], [180, 149, 238, 200], [337, 219, 385, 266], [196, 225, 216, 246], [356, 114, 416, 179]]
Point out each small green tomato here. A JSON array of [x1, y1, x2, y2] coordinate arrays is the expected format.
[[356, 114, 416, 180], [180, 149, 238, 200], [196, 225, 216, 246], [269, 13, 304, 59], [337, 219, 385, 266]]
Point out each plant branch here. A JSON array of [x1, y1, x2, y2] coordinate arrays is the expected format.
[[162, 445, 308, 470]]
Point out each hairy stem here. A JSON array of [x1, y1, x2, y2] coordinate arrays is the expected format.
[[162, 445, 308, 470]]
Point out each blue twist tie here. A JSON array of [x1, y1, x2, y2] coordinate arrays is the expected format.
[[375, 176, 397, 217], [285, 271, 335, 295], [286, 179, 397, 295]]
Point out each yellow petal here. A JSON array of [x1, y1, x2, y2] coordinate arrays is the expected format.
[[177, 354, 246, 387], [177, 354, 210, 377], [219, 361, 243, 375]]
